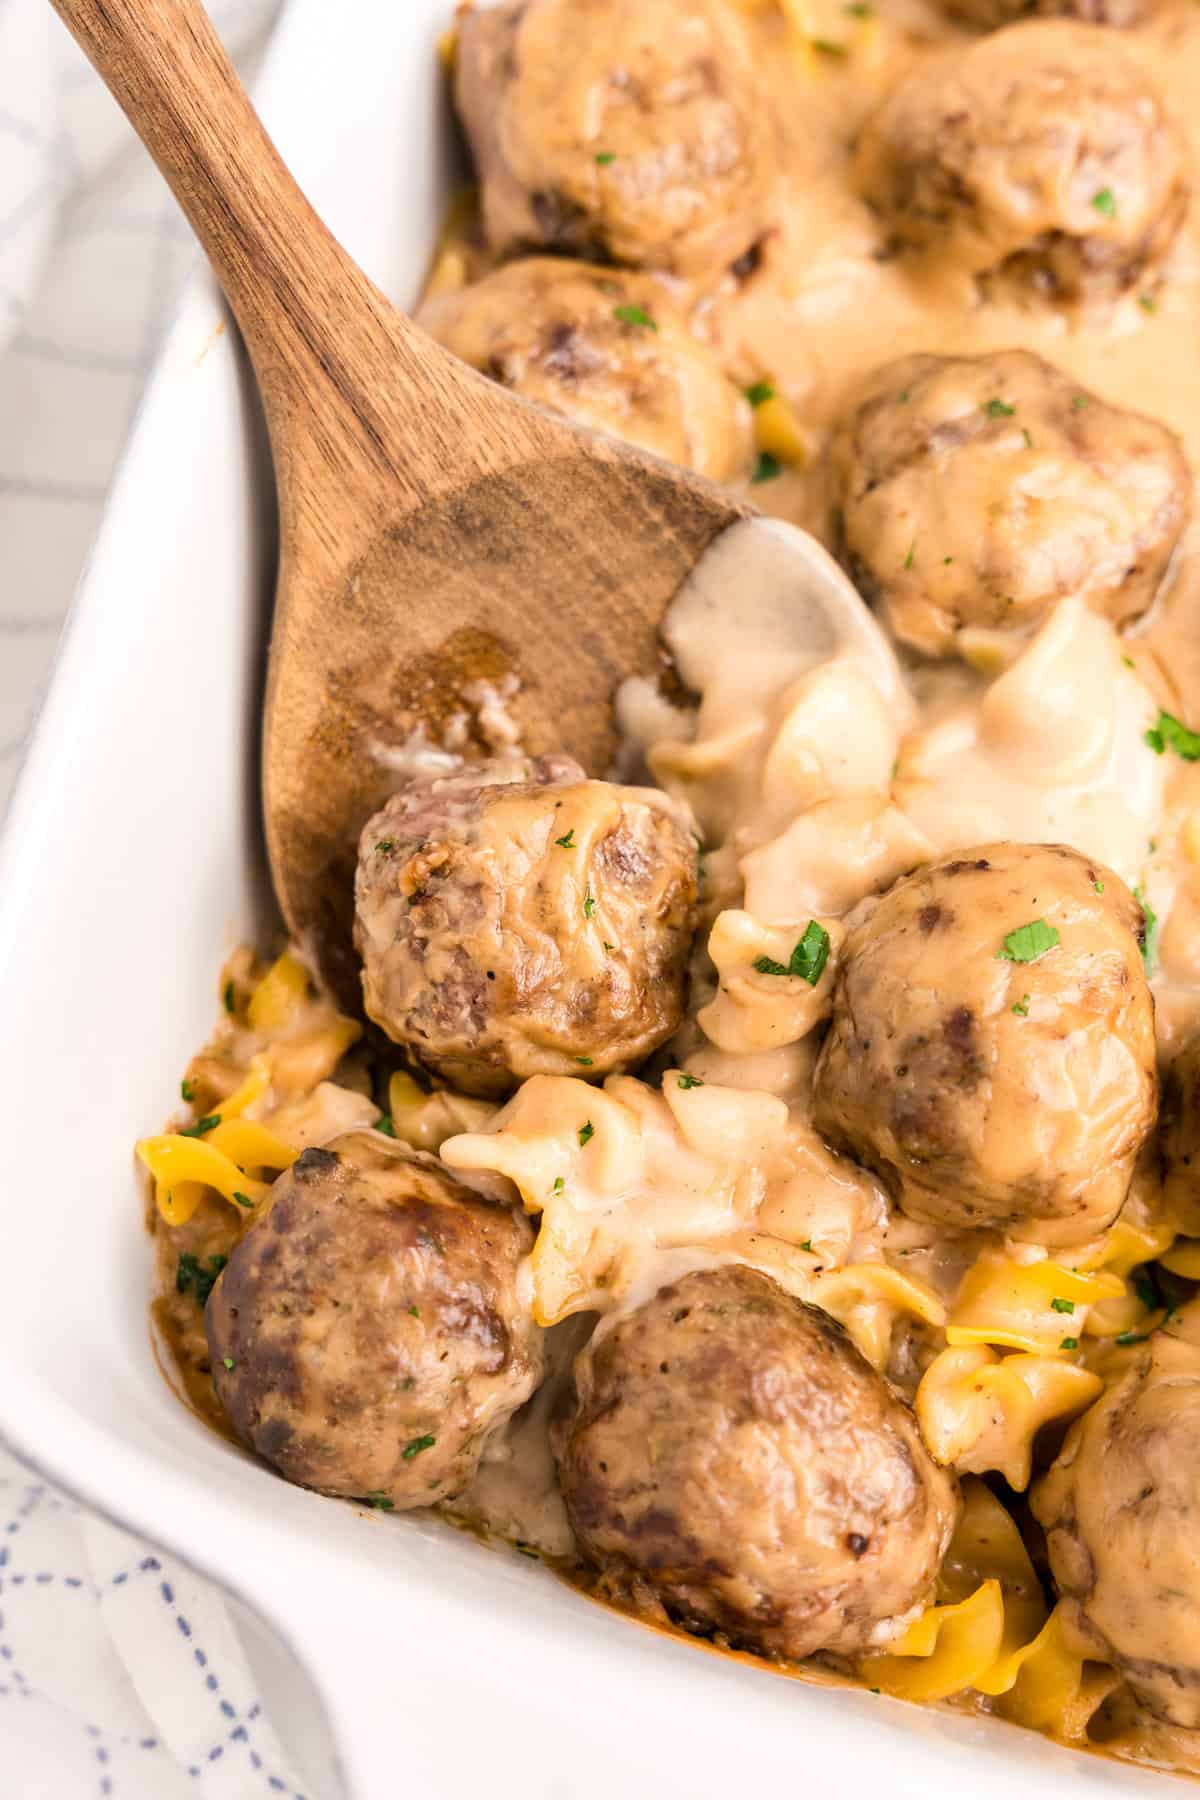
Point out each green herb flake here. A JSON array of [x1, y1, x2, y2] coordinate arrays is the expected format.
[[408, 1304, 421, 1318], [997, 919, 1060, 964], [578, 1120, 595, 1147], [402, 1434, 436, 1461], [677, 1074, 704, 1090], [1135, 885, 1159, 977], [374, 1112, 397, 1138], [752, 919, 832, 986], [232, 1191, 255, 1210], [800, 1239, 815, 1253], [180, 1078, 195, 1102], [375, 837, 396, 854], [903, 540, 916, 571], [1012, 995, 1030, 1017], [745, 379, 776, 408], [602, 940, 616, 954], [1133, 1271, 1159, 1313], [222, 1357, 235, 1371], [809, 35, 849, 54], [613, 303, 657, 331], [575, 1056, 594, 1066], [555, 829, 576, 848], [751, 451, 782, 484], [1122, 656, 1135, 669], [1145, 711, 1200, 761], [583, 888, 597, 919], [1021, 427, 1034, 450], [1093, 879, 1105, 894], [175, 1251, 228, 1307], [943, 555, 954, 566], [222, 980, 236, 1014], [1091, 187, 1117, 218], [1050, 1297, 1075, 1315], [844, 2, 872, 13], [898, 389, 910, 404], [552, 1176, 565, 1196], [1139, 293, 1156, 313], [982, 398, 1015, 418], [179, 1113, 221, 1139], [368, 1492, 395, 1511], [1072, 394, 1089, 412], [595, 151, 616, 165], [1059, 1336, 1079, 1351]]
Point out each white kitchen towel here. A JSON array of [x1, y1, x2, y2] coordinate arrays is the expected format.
[[0, 0, 323, 1793]]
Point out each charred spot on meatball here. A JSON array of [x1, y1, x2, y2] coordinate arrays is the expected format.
[[419, 259, 752, 481], [553, 1265, 958, 1661], [854, 22, 1188, 305], [1034, 1323, 1200, 1727], [454, 0, 775, 278], [206, 1132, 543, 1508], [812, 842, 1157, 1244], [942, 0, 1148, 29], [354, 755, 699, 1097], [831, 350, 1190, 658]]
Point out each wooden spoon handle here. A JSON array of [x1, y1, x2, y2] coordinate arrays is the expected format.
[[47, 0, 485, 483]]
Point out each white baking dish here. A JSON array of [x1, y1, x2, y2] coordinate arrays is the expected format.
[[0, 2, 1179, 1794]]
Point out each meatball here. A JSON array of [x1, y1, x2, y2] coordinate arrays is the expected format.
[[455, 0, 775, 278], [419, 259, 751, 482], [354, 755, 698, 1097], [553, 1266, 957, 1660], [854, 22, 1188, 304], [1162, 1035, 1200, 1235], [831, 350, 1190, 658], [812, 843, 1157, 1244], [943, 0, 1147, 29], [206, 1132, 542, 1507], [1034, 1324, 1200, 1727]]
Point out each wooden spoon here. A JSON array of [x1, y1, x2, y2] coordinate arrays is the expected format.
[[49, 0, 881, 1013]]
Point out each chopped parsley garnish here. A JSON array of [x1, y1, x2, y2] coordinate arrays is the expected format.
[[752, 919, 832, 985], [222, 980, 236, 1014], [374, 1112, 397, 1137], [180, 1078, 195, 1102], [368, 1493, 394, 1510], [595, 151, 616, 165], [179, 1113, 221, 1138], [1059, 1336, 1079, 1351], [1091, 187, 1117, 218], [1012, 995, 1030, 1017], [578, 1120, 595, 1147], [232, 1191, 255, 1210], [903, 540, 916, 571], [677, 1074, 704, 1090], [752, 451, 782, 484], [176, 1252, 227, 1307], [810, 35, 849, 54], [602, 941, 616, 954], [375, 838, 396, 854], [583, 889, 597, 919], [1135, 885, 1159, 976], [1071, 394, 1089, 412], [555, 829, 576, 848], [800, 1239, 815, 1253], [222, 1357, 235, 1370], [613, 303, 656, 331], [552, 1176, 565, 1196], [1133, 1271, 1159, 1313], [745, 379, 776, 408], [516, 1542, 540, 1559], [1093, 879, 1105, 894], [1050, 1297, 1075, 1315], [844, 2, 872, 13], [998, 919, 1059, 964], [1139, 293, 1156, 313], [402, 1434, 436, 1461], [898, 389, 911, 404], [1122, 656, 1135, 669], [408, 1304, 421, 1318], [1116, 1330, 1150, 1346], [982, 398, 1015, 418], [1145, 710, 1200, 760], [1021, 427, 1034, 450], [576, 1056, 594, 1066]]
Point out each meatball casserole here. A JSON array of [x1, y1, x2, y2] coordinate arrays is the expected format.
[[137, 0, 1200, 1779]]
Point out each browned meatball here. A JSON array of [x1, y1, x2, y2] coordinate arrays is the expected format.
[[943, 0, 1147, 29], [1034, 1323, 1200, 1727], [831, 350, 1190, 658], [206, 1132, 543, 1508], [812, 843, 1157, 1245], [553, 1266, 958, 1660], [854, 22, 1188, 304], [455, 0, 775, 278], [418, 260, 752, 482], [354, 755, 698, 1097]]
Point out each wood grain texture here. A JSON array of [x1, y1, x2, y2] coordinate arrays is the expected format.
[[48, 0, 746, 1007]]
